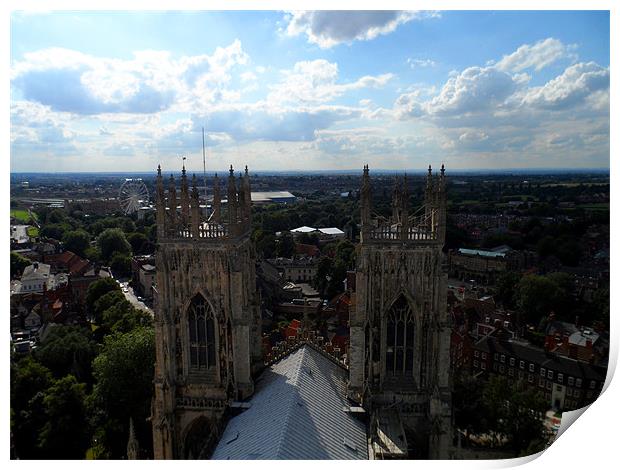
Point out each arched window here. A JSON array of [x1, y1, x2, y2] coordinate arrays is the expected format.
[[188, 295, 216, 369], [385, 296, 415, 376]]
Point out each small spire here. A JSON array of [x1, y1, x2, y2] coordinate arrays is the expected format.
[[157, 164, 161, 177], [428, 164, 432, 176], [441, 163, 445, 176], [229, 165, 234, 176], [245, 165, 249, 175]]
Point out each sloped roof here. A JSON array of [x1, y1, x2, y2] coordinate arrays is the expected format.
[[211, 345, 368, 460]]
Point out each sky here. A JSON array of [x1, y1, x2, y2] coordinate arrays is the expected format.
[[9, 10, 610, 173]]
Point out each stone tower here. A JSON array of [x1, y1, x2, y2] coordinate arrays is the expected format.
[[349, 165, 452, 459], [151, 164, 262, 460]]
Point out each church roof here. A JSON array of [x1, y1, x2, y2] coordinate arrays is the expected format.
[[211, 345, 368, 460]]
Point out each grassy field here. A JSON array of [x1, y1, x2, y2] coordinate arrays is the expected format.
[[26, 226, 39, 237], [578, 203, 610, 212], [10, 209, 37, 223]]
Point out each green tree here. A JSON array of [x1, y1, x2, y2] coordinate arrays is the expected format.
[[40, 223, 71, 241], [110, 252, 132, 277], [97, 228, 131, 262], [516, 274, 562, 325], [11, 251, 31, 278], [37, 375, 90, 459], [84, 246, 102, 263], [35, 326, 98, 383], [127, 232, 148, 255], [92, 290, 126, 325], [86, 277, 121, 315], [495, 272, 521, 309], [62, 229, 91, 257], [482, 376, 548, 456], [10, 357, 53, 459], [90, 327, 155, 458], [11, 356, 52, 416], [276, 232, 295, 258], [101, 300, 152, 334]]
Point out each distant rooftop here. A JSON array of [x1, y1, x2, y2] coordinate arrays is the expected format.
[[458, 248, 506, 258]]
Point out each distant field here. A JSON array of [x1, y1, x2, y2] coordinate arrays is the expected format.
[[10, 209, 32, 222], [578, 203, 610, 211], [26, 226, 39, 237], [541, 182, 609, 188]]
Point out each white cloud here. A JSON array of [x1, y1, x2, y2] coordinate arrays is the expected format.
[[407, 58, 437, 69], [11, 41, 250, 115], [267, 59, 393, 105], [522, 61, 610, 110], [285, 10, 438, 48], [495, 38, 577, 73]]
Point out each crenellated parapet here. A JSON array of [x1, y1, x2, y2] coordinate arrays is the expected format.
[[360, 164, 447, 245], [155, 164, 252, 242]]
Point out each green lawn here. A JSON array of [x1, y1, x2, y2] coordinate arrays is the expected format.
[[10, 209, 37, 223], [27, 226, 39, 238]]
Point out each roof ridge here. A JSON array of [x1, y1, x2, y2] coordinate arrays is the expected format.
[[274, 346, 308, 459]]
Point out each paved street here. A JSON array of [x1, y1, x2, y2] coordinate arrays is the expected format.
[[119, 281, 153, 317]]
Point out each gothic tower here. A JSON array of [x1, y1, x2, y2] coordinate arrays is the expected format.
[[151, 164, 262, 460], [349, 165, 452, 459]]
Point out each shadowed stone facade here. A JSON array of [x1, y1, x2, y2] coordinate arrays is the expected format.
[[349, 165, 453, 459], [151, 164, 262, 459]]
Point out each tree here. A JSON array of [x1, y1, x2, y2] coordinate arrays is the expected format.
[[127, 232, 148, 255], [86, 277, 121, 315], [482, 376, 548, 456], [84, 246, 102, 263], [35, 326, 98, 383], [92, 290, 126, 325], [10, 357, 53, 459], [334, 240, 356, 268], [255, 232, 277, 259], [97, 228, 131, 262], [110, 252, 132, 277], [516, 274, 562, 325], [453, 373, 487, 438], [11, 356, 52, 416], [11, 251, 31, 278], [101, 300, 152, 334], [37, 375, 90, 459], [495, 272, 521, 309], [90, 327, 155, 458], [62, 229, 91, 257], [40, 223, 70, 241], [276, 232, 295, 258]]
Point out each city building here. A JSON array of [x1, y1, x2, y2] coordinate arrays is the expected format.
[[472, 336, 605, 410], [20, 262, 51, 293]]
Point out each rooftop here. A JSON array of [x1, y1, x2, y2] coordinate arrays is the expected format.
[[211, 345, 368, 460], [458, 248, 506, 258]]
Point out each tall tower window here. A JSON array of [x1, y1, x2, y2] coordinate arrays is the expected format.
[[188, 295, 216, 369], [385, 296, 415, 376]]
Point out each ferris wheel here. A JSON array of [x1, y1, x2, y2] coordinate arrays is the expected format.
[[118, 178, 149, 215]]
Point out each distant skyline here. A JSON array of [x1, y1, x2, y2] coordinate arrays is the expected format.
[[10, 10, 610, 172]]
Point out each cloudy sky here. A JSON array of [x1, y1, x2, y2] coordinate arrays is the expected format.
[[10, 10, 610, 172]]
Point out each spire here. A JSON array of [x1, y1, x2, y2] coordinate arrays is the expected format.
[[243, 166, 252, 222], [360, 164, 372, 240], [213, 173, 221, 223], [227, 165, 237, 226], [191, 174, 200, 238], [155, 165, 165, 240], [127, 417, 140, 460], [168, 174, 177, 227], [180, 160, 190, 224]]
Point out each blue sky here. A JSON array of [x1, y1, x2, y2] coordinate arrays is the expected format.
[[10, 10, 610, 172]]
